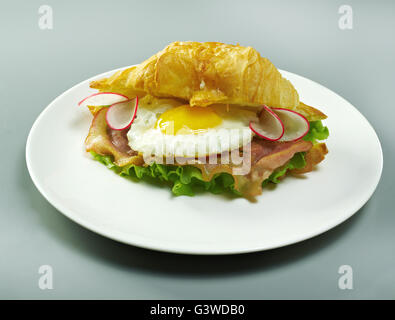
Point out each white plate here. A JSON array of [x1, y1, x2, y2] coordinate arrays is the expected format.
[[26, 67, 383, 255]]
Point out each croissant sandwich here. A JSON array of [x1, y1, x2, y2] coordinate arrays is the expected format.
[[80, 41, 329, 201]]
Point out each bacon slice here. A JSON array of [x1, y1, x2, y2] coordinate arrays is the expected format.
[[85, 108, 143, 167], [192, 139, 312, 200]]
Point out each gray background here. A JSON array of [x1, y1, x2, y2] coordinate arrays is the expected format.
[[1, 0, 394, 299]]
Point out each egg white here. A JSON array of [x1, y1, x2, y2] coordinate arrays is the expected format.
[[126, 99, 258, 159]]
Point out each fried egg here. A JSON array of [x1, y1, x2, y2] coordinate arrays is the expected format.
[[126, 97, 258, 159]]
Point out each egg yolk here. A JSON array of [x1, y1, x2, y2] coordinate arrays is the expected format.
[[156, 105, 222, 134]]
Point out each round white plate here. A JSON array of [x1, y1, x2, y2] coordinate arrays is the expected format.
[[26, 67, 383, 255]]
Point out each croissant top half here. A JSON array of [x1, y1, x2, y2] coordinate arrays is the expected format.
[[90, 41, 300, 108]]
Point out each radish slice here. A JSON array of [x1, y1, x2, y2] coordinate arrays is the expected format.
[[78, 92, 128, 108], [105, 97, 139, 131], [272, 108, 310, 142], [249, 105, 284, 141]]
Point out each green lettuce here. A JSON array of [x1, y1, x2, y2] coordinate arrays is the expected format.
[[303, 120, 329, 144], [91, 151, 240, 197], [261, 152, 306, 187], [91, 120, 329, 196]]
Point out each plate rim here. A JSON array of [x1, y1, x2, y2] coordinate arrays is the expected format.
[[26, 66, 384, 255]]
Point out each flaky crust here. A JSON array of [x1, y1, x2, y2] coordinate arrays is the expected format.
[[293, 102, 327, 121], [90, 41, 300, 109]]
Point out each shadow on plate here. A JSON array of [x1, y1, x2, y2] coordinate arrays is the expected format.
[[23, 153, 367, 279]]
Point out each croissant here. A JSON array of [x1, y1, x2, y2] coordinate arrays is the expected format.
[[90, 41, 300, 109], [84, 41, 329, 200]]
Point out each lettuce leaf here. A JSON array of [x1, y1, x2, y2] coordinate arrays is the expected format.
[[303, 120, 329, 144], [90, 151, 240, 197], [262, 152, 306, 187]]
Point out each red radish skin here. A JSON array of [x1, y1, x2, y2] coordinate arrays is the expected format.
[[272, 108, 310, 142], [105, 97, 139, 131], [249, 105, 284, 141], [78, 92, 129, 108]]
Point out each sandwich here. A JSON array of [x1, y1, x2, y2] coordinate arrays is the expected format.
[[79, 41, 329, 201]]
